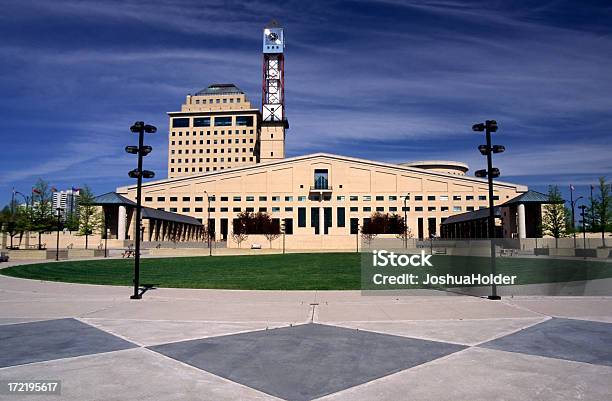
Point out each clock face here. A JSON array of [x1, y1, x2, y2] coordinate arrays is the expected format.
[[263, 28, 283, 53]]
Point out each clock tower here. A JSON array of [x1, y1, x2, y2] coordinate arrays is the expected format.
[[259, 20, 288, 163]]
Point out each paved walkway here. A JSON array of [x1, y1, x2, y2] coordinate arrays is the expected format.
[[0, 261, 611, 400]]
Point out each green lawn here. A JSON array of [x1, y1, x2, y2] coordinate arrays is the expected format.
[[1, 253, 610, 290], [0, 253, 362, 290]]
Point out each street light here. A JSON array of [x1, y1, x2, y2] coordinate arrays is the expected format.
[[281, 220, 286, 254], [204, 191, 212, 256], [55, 207, 63, 261], [579, 205, 587, 249], [473, 119, 504, 300], [570, 194, 583, 248], [127, 120, 156, 300], [403, 193, 410, 249]]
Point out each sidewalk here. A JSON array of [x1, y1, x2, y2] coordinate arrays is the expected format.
[[0, 260, 611, 400]]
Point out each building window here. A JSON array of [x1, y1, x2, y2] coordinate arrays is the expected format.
[[415, 206, 423, 212], [439, 195, 449, 201], [259, 196, 267, 201], [427, 195, 436, 201], [157, 196, 165, 201], [376, 196, 384, 201], [259, 207, 267, 212], [350, 195, 358, 201], [376, 207, 384, 212], [272, 207, 280, 212], [272, 196, 280, 202], [337, 207, 346, 227], [214, 116, 232, 126], [415, 195, 423, 201], [453, 206, 462, 212], [170, 197, 178, 202], [170, 208, 177, 212], [194, 117, 210, 127], [145, 196, 152, 202], [314, 169, 329, 189], [236, 116, 254, 126], [350, 218, 359, 234], [428, 206, 436, 211], [172, 118, 189, 128], [233, 196, 241, 201], [363, 207, 371, 212], [441, 206, 449, 211], [466, 195, 474, 200], [389, 207, 397, 212], [402, 206, 410, 211], [479, 195, 487, 201], [337, 196, 345, 201], [350, 206, 358, 212], [285, 196, 293, 201], [389, 196, 397, 201], [363, 196, 371, 201], [182, 207, 190, 212], [233, 207, 241, 212], [182, 197, 190, 202], [195, 207, 203, 212], [453, 195, 461, 201], [246, 196, 254, 202], [285, 207, 293, 212], [298, 207, 306, 227]]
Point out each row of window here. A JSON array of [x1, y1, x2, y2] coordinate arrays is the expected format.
[[145, 194, 497, 203], [172, 116, 253, 128], [170, 148, 255, 157], [155, 205, 481, 214], [191, 97, 242, 105], [171, 156, 255, 164], [171, 139, 254, 150], [171, 129, 255, 137]]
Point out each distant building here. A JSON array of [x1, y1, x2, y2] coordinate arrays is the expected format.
[[52, 189, 80, 219]]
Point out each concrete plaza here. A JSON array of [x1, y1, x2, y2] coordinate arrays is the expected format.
[[0, 259, 611, 400]]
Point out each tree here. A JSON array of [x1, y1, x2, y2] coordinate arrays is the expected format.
[[263, 218, 281, 249], [394, 215, 413, 246], [0, 205, 29, 249], [231, 212, 249, 248], [541, 185, 569, 248], [30, 179, 55, 249], [594, 177, 611, 247], [77, 186, 103, 249], [360, 213, 407, 248]]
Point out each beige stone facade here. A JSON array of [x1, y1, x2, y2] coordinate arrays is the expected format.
[[167, 84, 260, 178], [117, 153, 527, 247]]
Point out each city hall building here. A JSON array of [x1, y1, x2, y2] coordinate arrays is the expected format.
[[108, 22, 541, 249]]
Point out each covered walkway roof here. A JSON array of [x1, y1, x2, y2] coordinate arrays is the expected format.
[[441, 207, 501, 225], [93, 192, 201, 226]]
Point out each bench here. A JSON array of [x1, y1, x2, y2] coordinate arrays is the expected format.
[[432, 248, 447, 255], [122, 245, 135, 258], [500, 248, 517, 257], [251, 244, 262, 249]]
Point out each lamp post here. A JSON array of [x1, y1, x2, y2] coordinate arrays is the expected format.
[[570, 195, 583, 248], [281, 220, 286, 254], [126, 121, 156, 300], [473, 120, 504, 300], [579, 205, 587, 249], [55, 207, 63, 261], [204, 191, 212, 256], [403, 193, 410, 249]]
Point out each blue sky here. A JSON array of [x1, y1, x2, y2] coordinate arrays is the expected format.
[[1, 0, 611, 207]]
